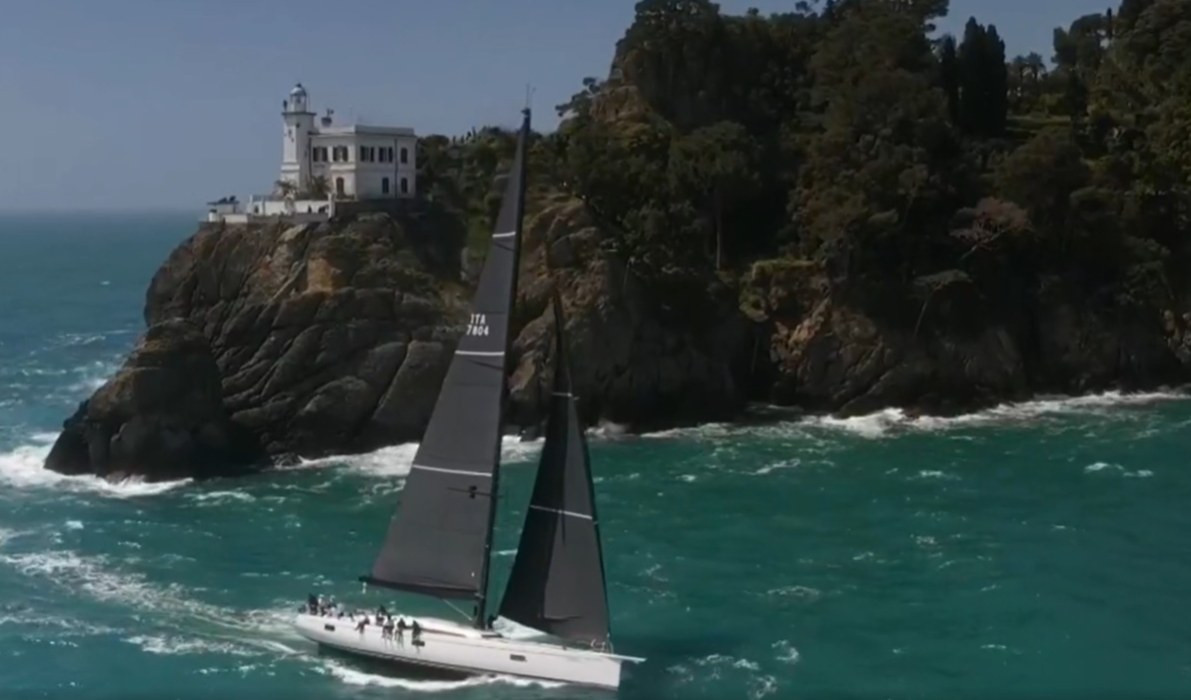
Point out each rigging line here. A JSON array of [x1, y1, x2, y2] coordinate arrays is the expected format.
[[441, 597, 472, 623]]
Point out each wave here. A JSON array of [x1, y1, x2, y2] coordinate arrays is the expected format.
[[0, 547, 303, 659], [317, 658, 563, 691], [0, 440, 190, 497], [296, 435, 543, 479], [639, 388, 1189, 442], [802, 389, 1188, 437], [1083, 462, 1154, 478], [189, 490, 256, 505], [124, 634, 259, 657]]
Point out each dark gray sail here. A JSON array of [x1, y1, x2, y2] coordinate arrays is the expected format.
[[499, 294, 612, 648], [363, 110, 530, 613]]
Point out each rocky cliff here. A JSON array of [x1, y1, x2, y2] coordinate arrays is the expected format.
[[44, 201, 753, 480], [739, 258, 1191, 417], [43, 198, 1191, 481]]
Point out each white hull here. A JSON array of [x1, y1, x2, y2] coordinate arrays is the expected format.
[[294, 613, 640, 690]]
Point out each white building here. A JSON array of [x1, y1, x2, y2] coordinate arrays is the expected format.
[[207, 83, 418, 223], [280, 83, 418, 200]]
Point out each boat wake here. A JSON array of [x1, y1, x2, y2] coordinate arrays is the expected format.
[[317, 658, 564, 692], [0, 547, 300, 651], [0, 543, 561, 692]]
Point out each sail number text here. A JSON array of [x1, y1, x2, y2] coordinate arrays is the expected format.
[[467, 313, 491, 337]]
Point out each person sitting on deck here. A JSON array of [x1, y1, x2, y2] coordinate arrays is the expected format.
[[355, 616, 369, 634], [306, 594, 318, 614]]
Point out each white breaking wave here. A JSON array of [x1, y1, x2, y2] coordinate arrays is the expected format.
[[0, 528, 21, 549], [318, 659, 564, 691], [753, 459, 800, 476], [189, 490, 256, 505], [772, 639, 801, 665], [638, 389, 1188, 441], [1084, 462, 1155, 478], [297, 435, 543, 479], [297, 443, 419, 478], [0, 440, 190, 497]]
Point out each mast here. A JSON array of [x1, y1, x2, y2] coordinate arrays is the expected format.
[[476, 107, 532, 628], [360, 108, 531, 614]]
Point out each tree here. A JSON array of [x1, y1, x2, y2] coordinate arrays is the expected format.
[[940, 35, 960, 124], [956, 18, 1008, 136], [616, 0, 730, 130], [994, 128, 1090, 234], [669, 121, 760, 269], [985, 25, 1009, 134], [300, 175, 329, 199], [274, 179, 296, 199]]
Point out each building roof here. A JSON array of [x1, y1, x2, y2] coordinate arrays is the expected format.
[[315, 124, 415, 137]]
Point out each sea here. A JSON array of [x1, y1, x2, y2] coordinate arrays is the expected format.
[[1, 212, 1189, 700]]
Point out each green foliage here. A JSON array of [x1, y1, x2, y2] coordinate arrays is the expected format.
[[994, 128, 1090, 230], [669, 121, 760, 268], [954, 18, 1008, 136], [419, 0, 1191, 322]]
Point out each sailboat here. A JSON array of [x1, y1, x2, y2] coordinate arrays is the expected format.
[[294, 108, 643, 690]]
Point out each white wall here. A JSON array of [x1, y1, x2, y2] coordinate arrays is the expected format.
[[309, 132, 417, 199]]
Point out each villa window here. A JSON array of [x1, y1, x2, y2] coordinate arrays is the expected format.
[[400, 147, 408, 164], [400, 177, 408, 194], [388, 147, 395, 163], [335, 177, 345, 196], [382, 177, 390, 195]]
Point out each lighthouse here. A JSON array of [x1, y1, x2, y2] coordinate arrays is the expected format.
[[279, 83, 315, 191]]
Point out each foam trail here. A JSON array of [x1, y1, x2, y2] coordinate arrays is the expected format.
[[318, 659, 563, 691], [124, 635, 259, 658], [0, 548, 304, 657]]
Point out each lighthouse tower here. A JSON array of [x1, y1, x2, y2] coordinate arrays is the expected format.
[[279, 83, 315, 191]]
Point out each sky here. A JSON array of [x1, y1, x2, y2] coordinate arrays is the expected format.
[[0, 0, 1108, 212]]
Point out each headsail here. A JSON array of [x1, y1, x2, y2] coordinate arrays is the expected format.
[[363, 110, 531, 617], [499, 292, 612, 648]]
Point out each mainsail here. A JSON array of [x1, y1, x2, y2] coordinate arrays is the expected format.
[[363, 110, 531, 622], [499, 293, 612, 648]]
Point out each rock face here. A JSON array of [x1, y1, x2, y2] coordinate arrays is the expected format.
[[739, 259, 1191, 416], [43, 199, 1191, 481], [142, 212, 465, 459], [508, 196, 752, 430], [45, 319, 262, 481]]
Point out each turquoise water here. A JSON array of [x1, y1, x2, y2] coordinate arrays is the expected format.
[[2, 214, 1190, 699]]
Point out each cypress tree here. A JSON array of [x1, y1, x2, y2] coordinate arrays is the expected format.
[[940, 35, 961, 125]]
